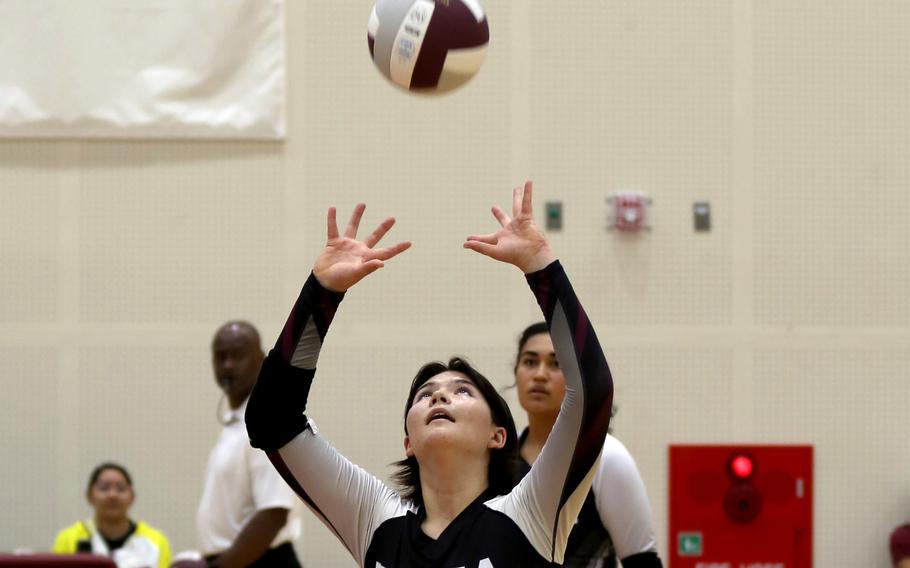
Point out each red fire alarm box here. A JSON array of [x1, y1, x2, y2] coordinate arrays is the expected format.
[[669, 445, 813, 568], [607, 191, 651, 232]]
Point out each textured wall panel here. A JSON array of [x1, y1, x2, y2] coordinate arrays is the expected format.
[[0, 348, 59, 548], [529, 1, 734, 326], [0, 143, 59, 322], [76, 345, 216, 553], [78, 142, 285, 323], [754, 349, 910, 567], [755, 1, 910, 325]]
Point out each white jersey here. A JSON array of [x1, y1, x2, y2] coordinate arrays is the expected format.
[[517, 433, 662, 567]]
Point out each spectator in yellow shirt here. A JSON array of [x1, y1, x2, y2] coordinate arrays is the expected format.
[[54, 462, 170, 568]]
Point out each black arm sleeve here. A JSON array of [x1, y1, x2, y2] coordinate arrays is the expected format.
[[526, 260, 614, 509], [490, 260, 615, 564], [246, 272, 345, 451]]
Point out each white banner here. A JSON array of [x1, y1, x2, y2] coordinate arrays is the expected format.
[[0, 0, 286, 139]]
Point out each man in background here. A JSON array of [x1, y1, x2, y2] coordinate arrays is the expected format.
[[197, 321, 302, 567]]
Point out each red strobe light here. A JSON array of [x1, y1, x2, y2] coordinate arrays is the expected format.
[[731, 454, 754, 479]]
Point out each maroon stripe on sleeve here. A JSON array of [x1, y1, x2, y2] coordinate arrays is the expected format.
[[274, 272, 345, 362]]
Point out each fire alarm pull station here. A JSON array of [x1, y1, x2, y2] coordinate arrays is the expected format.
[[607, 191, 651, 232]]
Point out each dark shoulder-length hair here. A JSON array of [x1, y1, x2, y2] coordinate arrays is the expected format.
[[392, 357, 520, 508], [86, 462, 133, 495]]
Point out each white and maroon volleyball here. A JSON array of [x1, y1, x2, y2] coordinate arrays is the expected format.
[[367, 0, 489, 94]]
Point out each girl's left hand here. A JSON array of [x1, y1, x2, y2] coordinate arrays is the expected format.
[[463, 181, 556, 274]]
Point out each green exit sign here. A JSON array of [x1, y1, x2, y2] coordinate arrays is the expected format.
[[678, 532, 703, 556]]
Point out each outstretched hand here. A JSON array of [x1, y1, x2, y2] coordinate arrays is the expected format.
[[463, 181, 557, 273], [314, 204, 411, 292]]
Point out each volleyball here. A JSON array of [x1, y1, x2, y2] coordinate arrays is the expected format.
[[367, 0, 490, 94]]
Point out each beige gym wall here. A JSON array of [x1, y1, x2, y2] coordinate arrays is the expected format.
[[1, 1, 908, 566]]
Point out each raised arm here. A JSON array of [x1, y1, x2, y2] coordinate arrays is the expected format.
[[465, 182, 614, 564], [245, 204, 411, 565], [248, 203, 410, 442]]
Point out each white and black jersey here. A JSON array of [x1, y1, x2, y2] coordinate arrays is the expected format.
[[518, 433, 663, 568], [246, 261, 614, 568]]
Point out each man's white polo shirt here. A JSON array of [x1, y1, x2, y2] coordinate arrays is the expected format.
[[196, 396, 302, 556]]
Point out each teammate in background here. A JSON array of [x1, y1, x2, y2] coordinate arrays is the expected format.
[[196, 321, 302, 567], [246, 182, 615, 567], [512, 322, 663, 567], [54, 462, 171, 568]]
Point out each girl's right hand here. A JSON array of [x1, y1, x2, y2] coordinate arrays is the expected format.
[[313, 203, 411, 292]]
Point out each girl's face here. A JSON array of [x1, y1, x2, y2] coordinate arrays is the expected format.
[[404, 371, 506, 460], [515, 333, 566, 417], [87, 468, 134, 522]]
